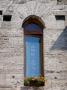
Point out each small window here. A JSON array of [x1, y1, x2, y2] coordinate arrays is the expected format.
[[57, 0, 62, 4], [57, 0, 62, 2], [3, 15, 12, 21], [0, 11, 2, 15], [55, 15, 65, 20]]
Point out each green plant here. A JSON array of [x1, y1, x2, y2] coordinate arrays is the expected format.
[[24, 77, 45, 87]]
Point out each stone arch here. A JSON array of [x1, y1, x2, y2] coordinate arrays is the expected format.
[[12, 1, 53, 29], [22, 15, 45, 29]]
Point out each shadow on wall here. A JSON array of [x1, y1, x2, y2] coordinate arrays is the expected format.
[[21, 86, 44, 90], [51, 26, 67, 50]]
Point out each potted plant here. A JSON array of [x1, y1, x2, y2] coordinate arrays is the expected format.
[[24, 77, 45, 87]]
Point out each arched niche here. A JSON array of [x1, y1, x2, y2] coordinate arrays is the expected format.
[[22, 15, 45, 77]]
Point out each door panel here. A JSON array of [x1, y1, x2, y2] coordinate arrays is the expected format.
[[25, 36, 40, 77]]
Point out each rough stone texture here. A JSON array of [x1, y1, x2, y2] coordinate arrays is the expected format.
[[0, 0, 67, 90]]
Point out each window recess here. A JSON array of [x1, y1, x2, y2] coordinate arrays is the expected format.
[[55, 15, 65, 20], [3, 15, 12, 21]]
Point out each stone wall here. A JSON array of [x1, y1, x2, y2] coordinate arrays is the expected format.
[[0, 28, 24, 86], [0, 0, 67, 90]]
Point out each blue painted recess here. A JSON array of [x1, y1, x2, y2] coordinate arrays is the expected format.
[[25, 36, 40, 77], [24, 23, 42, 32]]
